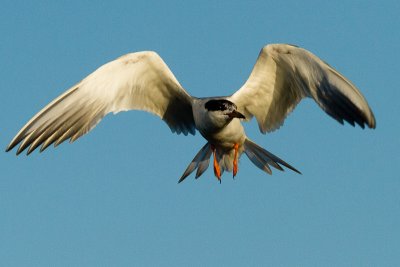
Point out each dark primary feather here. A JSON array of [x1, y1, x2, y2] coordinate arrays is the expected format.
[[316, 75, 375, 129]]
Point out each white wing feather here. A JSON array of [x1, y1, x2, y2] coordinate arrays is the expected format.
[[231, 44, 376, 133], [7, 51, 195, 155]]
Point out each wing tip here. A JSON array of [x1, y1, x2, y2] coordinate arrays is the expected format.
[[5, 137, 22, 154], [5, 144, 13, 153], [368, 112, 376, 129]]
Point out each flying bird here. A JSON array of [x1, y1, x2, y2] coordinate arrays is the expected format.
[[6, 44, 376, 182]]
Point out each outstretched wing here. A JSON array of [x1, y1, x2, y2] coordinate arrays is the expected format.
[[230, 44, 376, 133], [7, 51, 196, 155]]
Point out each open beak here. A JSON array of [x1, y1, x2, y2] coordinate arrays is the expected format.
[[228, 110, 246, 119]]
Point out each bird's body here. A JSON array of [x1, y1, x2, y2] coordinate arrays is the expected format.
[[6, 44, 376, 182], [192, 98, 246, 176], [192, 98, 246, 147]]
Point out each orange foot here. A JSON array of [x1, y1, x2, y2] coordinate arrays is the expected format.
[[211, 145, 221, 183], [233, 143, 239, 178]]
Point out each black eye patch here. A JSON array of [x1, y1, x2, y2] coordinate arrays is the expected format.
[[205, 99, 236, 111]]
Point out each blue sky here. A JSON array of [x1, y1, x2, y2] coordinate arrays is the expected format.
[[1, 0, 399, 266]]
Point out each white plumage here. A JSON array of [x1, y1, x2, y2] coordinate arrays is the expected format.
[[6, 44, 375, 182]]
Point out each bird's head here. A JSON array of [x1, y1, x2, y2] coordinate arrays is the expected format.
[[204, 99, 245, 127]]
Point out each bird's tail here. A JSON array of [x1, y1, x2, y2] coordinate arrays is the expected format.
[[178, 142, 212, 183], [178, 139, 301, 183], [178, 142, 238, 183], [243, 138, 301, 175]]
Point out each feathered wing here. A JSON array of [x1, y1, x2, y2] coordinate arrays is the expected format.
[[7, 51, 196, 155], [230, 44, 376, 133]]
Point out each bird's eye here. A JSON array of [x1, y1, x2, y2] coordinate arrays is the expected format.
[[205, 99, 236, 111]]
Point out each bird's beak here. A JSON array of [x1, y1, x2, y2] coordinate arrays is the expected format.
[[228, 110, 246, 119]]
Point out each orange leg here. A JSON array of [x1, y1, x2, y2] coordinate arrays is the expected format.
[[211, 145, 221, 182], [233, 143, 239, 178]]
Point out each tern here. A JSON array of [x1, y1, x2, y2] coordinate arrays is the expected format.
[[6, 44, 376, 182]]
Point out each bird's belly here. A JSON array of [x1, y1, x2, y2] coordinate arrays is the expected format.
[[199, 119, 246, 149]]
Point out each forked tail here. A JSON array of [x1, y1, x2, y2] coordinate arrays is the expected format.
[[178, 139, 301, 183], [243, 139, 301, 175], [178, 143, 212, 183]]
